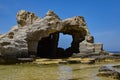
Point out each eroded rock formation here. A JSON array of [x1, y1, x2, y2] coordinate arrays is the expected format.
[[0, 10, 103, 60]]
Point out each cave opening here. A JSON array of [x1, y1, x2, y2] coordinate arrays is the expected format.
[[37, 32, 82, 58], [37, 36, 52, 58], [56, 33, 73, 58], [37, 33, 59, 58], [58, 33, 72, 49], [37, 33, 74, 58]]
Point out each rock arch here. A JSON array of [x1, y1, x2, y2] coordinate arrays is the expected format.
[[0, 10, 103, 60], [26, 20, 87, 58]]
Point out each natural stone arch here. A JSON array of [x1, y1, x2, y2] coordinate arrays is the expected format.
[[0, 10, 103, 61], [26, 28, 95, 59], [25, 11, 88, 58], [27, 26, 87, 58]]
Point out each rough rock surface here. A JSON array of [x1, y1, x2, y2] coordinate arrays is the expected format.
[[0, 10, 103, 61], [97, 66, 120, 80]]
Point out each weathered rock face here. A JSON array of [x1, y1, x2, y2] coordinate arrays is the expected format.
[[17, 10, 40, 27], [0, 10, 103, 60]]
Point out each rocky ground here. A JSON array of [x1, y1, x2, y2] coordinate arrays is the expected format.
[[0, 51, 120, 64], [0, 61, 120, 80], [0, 51, 120, 80], [97, 65, 120, 80]]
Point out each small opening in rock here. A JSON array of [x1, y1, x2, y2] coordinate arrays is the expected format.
[[58, 33, 72, 49], [56, 33, 73, 58]]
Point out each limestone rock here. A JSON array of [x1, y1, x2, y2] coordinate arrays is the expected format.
[[80, 41, 103, 54], [17, 10, 40, 27], [79, 40, 95, 53], [0, 10, 104, 62], [85, 36, 94, 43], [97, 66, 120, 79], [94, 43, 103, 53]]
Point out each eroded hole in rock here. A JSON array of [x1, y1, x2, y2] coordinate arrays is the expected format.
[[57, 33, 73, 58], [58, 33, 72, 49], [37, 33, 74, 58], [37, 32, 84, 58]]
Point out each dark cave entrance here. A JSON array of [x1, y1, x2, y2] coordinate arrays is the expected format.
[[37, 36, 52, 58], [37, 33, 59, 58], [37, 33, 73, 58]]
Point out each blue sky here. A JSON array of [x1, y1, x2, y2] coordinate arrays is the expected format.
[[0, 0, 120, 51]]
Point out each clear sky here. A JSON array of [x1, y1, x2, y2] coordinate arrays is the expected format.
[[0, 0, 120, 51]]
